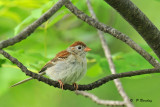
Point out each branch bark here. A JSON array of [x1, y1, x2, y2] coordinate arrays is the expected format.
[[64, 0, 160, 68], [0, 1, 159, 106], [104, 0, 160, 59], [0, 49, 160, 91], [0, 0, 66, 49], [86, 0, 133, 106], [75, 91, 125, 106]]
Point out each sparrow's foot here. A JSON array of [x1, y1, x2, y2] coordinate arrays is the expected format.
[[58, 80, 64, 90], [73, 83, 78, 90]]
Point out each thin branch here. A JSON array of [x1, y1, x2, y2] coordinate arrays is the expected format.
[[86, 0, 133, 107], [64, 0, 160, 68], [0, 0, 67, 49], [0, 49, 160, 91], [104, 0, 160, 59], [75, 91, 125, 106]]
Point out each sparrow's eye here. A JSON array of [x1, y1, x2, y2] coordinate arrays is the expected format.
[[78, 46, 81, 49]]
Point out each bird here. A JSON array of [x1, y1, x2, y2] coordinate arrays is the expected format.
[[11, 41, 91, 90]]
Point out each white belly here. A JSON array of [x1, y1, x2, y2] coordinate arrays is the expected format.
[[45, 55, 87, 84]]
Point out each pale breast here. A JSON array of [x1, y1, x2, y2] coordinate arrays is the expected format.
[[45, 54, 87, 84]]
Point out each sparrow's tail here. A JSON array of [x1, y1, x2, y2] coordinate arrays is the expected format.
[[10, 77, 33, 88], [10, 72, 45, 88]]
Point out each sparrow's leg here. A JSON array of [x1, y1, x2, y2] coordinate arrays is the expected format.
[[73, 83, 78, 90], [58, 80, 64, 90]]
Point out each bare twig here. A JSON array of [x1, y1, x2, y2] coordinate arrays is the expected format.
[[75, 91, 125, 106], [0, 0, 67, 49], [0, 49, 160, 91], [104, 0, 160, 59], [0, 1, 159, 106], [64, 0, 160, 68], [86, 0, 133, 107]]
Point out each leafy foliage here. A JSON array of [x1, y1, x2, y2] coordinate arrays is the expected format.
[[0, 0, 160, 107], [0, 59, 5, 67]]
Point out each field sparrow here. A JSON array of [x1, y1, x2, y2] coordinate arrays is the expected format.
[[11, 41, 91, 89]]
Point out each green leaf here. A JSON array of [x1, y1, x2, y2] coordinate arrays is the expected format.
[[113, 53, 153, 73], [31, 8, 43, 19], [0, 66, 26, 96], [99, 58, 110, 72], [87, 63, 103, 77], [14, 1, 55, 35], [44, 9, 68, 29], [0, 59, 5, 67], [113, 52, 156, 78], [87, 52, 157, 78], [14, 16, 33, 35], [0, 8, 21, 23], [87, 53, 101, 62], [3, 49, 49, 72]]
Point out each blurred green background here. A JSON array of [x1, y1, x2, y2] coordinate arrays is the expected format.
[[0, 0, 160, 107]]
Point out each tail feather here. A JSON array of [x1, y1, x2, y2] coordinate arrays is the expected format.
[[10, 72, 45, 88], [10, 77, 33, 88]]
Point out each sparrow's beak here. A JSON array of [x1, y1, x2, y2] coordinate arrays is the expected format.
[[84, 47, 91, 52]]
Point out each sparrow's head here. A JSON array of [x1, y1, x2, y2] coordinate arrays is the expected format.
[[67, 41, 91, 56]]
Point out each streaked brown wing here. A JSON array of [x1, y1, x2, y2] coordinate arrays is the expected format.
[[39, 50, 70, 73], [39, 61, 54, 73], [51, 50, 71, 62]]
